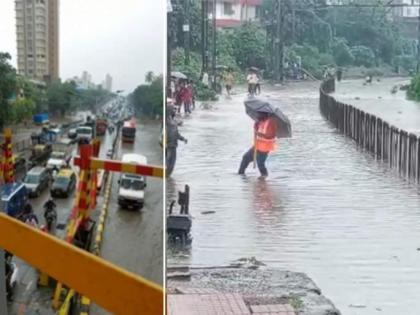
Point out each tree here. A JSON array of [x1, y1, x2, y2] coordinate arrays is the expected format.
[[331, 38, 354, 66], [129, 73, 163, 118], [350, 45, 375, 67], [0, 53, 17, 128]]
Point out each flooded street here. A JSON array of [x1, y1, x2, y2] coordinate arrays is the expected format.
[[167, 82, 420, 315]]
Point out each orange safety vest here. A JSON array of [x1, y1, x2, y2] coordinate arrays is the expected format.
[[255, 119, 276, 153]]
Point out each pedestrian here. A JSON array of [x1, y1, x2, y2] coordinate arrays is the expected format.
[[185, 81, 193, 114], [179, 82, 191, 114], [202, 72, 209, 88], [166, 106, 187, 176], [247, 71, 258, 95], [224, 70, 235, 96], [238, 112, 277, 178]]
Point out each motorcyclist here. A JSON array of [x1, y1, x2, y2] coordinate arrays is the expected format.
[[43, 198, 57, 231]]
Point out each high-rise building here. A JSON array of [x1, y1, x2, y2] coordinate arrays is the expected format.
[[15, 0, 60, 82], [105, 74, 113, 92]]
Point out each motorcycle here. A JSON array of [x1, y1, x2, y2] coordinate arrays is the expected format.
[[5, 252, 18, 301], [43, 200, 57, 232]]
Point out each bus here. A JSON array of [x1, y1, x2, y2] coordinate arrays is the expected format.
[[122, 120, 136, 143]]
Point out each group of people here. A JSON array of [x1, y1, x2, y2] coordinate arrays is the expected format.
[[172, 80, 195, 115], [246, 70, 261, 96]]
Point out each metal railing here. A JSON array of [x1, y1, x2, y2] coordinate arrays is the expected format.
[[320, 78, 420, 182]]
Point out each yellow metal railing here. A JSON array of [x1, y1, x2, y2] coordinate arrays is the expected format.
[[0, 213, 163, 315]]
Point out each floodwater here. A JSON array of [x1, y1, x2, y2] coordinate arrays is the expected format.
[[332, 77, 420, 136], [167, 82, 420, 315]]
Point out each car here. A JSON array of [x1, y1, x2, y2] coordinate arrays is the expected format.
[[68, 129, 77, 139], [51, 168, 77, 198], [23, 166, 51, 197]]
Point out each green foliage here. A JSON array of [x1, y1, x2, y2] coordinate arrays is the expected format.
[[393, 55, 416, 73], [195, 81, 217, 101], [11, 98, 35, 123], [408, 74, 420, 101], [287, 44, 332, 78], [129, 73, 163, 117], [230, 23, 267, 69], [172, 48, 202, 82], [331, 38, 354, 66], [350, 45, 376, 67], [0, 52, 17, 128]]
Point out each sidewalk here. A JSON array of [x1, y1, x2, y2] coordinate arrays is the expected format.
[[168, 291, 296, 315]]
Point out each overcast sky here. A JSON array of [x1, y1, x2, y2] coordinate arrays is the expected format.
[[0, 0, 164, 93]]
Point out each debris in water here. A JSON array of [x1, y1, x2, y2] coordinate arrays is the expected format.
[[355, 97, 360, 100], [349, 304, 366, 308], [201, 211, 215, 215], [230, 257, 266, 269]]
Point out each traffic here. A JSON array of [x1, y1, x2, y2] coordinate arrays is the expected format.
[[0, 95, 157, 311]]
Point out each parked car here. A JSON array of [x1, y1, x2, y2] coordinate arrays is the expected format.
[[23, 166, 51, 198], [51, 168, 77, 198]]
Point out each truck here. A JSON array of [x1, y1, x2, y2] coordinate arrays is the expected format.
[[33, 113, 49, 125], [96, 118, 108, 136], [46, 139, 73, 170], [76, 126, 94, 144], [117, 154, 147, 210]]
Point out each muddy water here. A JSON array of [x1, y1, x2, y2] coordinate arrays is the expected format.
[[167, 82, 420, 315]]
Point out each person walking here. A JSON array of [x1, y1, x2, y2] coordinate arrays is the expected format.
[[247, 71, 258, 96], [238, 112, 277, 178], [166, 106, 187, 176], [224, 70, 235, 96]]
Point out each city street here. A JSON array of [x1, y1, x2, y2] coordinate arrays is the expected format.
[[167, 82, 420, 315], [5, 104, 163, 314]]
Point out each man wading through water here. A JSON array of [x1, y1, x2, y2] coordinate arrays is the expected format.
[[238, 112, 277, 178]]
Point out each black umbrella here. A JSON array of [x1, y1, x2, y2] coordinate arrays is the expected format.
[[244, 98, 292, 138], [249, 66, 259, 72]]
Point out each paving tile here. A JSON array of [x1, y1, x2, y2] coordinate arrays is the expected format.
[[168, 293, 251, 315], [250, 304, 296, 315]]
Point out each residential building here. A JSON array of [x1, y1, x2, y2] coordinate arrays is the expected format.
[[105, 74, 113, 92], [209, 0, 262, 28], [15, 0, 59, 82]]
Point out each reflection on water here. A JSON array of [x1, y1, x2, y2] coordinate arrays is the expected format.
[[167, 82, 420, 315]]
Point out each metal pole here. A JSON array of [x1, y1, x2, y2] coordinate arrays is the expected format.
[[167, 5, 172, 98], [201, 0, 206, 74], [0, 249, 7, 314], [417, 3, 420, 73], [212, 0, 217, 88], [184, 0, 190, 65]]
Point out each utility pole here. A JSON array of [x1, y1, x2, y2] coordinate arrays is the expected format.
[[184, 0, 190, 65], [167, 0, 173, 99], [201, 0, 209, 75], [417, 1, 420, 73], [274, 0, 284, 82], [211, 0, 217, 88]]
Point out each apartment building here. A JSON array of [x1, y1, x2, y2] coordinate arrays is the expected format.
[[209, 0, 262, 28], [15, 0, 59, 82]]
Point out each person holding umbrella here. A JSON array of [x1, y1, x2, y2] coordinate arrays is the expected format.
[[238, 98, 292, 178]]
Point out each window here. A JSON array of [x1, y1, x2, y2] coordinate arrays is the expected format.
[[223, 3, 234, 15]]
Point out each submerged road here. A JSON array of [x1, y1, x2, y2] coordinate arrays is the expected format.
[[167, 82, 420, 315]]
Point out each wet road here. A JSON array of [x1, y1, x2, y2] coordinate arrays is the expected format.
[[91, 120, 163, 315], [167, 82, 420, 315], [7, 123, 116, 315], [332, 77, 420, 135]]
